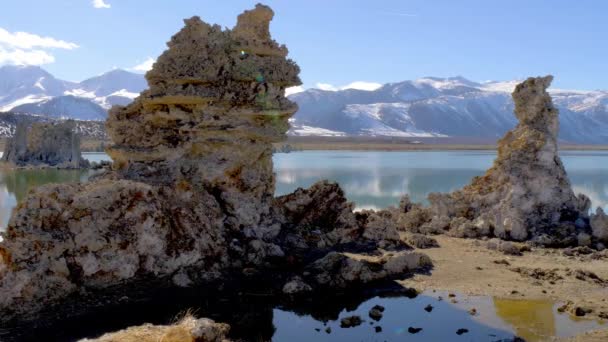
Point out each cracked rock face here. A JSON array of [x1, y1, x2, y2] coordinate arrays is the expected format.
[[427, 76, 591, 245], [1, 120, 89, 169], [0, 4, 429, 324]]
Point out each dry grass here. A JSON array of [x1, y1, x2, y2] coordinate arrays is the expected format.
[[80, 314, 201, 342]]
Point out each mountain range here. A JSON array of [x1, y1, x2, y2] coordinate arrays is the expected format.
[[0, 65, 145, 120], [1, 65, 607, 144]]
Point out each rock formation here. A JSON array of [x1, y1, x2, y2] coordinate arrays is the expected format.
[[0, 4, 429, 325], [591, 208, 608, 244], [394, 76, 592, 246], [81, 315, 231, 342], [1, 120, 89, 168]]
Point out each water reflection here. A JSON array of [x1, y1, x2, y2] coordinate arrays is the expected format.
[[493, 298, 605, 342], [2, 151, 608, 231], [274, 151, 608, 212], [4, 284, 603, 341]]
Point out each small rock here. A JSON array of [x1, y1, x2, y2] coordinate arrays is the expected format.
[[424, 304, 434, 312], [498, 241, 522, 256], [369, 306, 384, 321], [375, 326, 382, 333], [468, 308, 477, 316], [282, 276, 313, 294], [340, 315, 363, 328], [325, 327, 332, 334], [408, 327, 423, 334], [407, 233, 439, 249], [456, 328, 469, 335], [494, 259, 511, 266], [574, 307, 593, 317]]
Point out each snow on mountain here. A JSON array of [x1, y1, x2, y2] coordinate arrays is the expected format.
[[0, 94, 52, 112], [11, 95, 107, 120], [0, 112, 107, 142], [0, 66, 606, 144], [0, 66, 145, 119], [288, 77, 608, 144]]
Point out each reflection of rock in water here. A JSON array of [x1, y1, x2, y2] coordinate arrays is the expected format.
[[493, 298, 556, 342], [275, 167, 484, 207], [3, 281, 411, 341], [1, 121, 89, 169], [0, 169, 88, 202]]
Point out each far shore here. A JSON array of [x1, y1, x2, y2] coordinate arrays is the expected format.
[[3, 137, 608, 154], [274, 136, 608, 151]]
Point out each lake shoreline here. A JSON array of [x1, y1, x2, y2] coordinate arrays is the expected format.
[[3, 139, 608, 154]]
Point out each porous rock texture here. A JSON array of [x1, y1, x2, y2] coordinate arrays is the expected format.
[[392, 76, 593, 247], [0, 4, 429, 323], [1, 120, 89, 169], [80, 315, 231, 342]]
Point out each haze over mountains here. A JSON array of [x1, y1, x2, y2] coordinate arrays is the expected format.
[[1, 65, 607, 143]]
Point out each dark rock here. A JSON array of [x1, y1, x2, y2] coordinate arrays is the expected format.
[[408, 327, 422, 334], [340, 315, 363, 328], [456, 328, 469, 335]]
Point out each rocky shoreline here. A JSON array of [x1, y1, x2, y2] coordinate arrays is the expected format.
[[0, 3, 429, 328], [0, 3, 606, 341]]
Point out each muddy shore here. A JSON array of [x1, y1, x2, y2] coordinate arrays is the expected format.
[[399, 235, 608, 340]]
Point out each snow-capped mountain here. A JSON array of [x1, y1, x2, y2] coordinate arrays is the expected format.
[[1, 66, 607, 144], [288, 77, 608, 143], [11, 95, 107, 120], [0, 65, 146, 119]]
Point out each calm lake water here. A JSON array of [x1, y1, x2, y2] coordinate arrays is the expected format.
[[1, 150, 607, 341], [2, 150, 608, 230], [4, 287, 604, 342]]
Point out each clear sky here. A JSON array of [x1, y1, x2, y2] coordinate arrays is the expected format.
[[0, 0, 606, 90]]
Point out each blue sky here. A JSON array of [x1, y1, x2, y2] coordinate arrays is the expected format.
[[0, 0, 606, 90]]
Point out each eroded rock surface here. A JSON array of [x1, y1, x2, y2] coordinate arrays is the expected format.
[[0, 4, 430, 324], [1, 120, 89, 168], [80, 315, 231, 342], [392, 76, 592, 247]]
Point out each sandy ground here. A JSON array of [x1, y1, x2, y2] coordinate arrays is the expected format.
[[398, 235, 608, 341]]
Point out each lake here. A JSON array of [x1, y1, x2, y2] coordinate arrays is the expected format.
[[2, 150, 608, 231], [1, 150, 607, 341]]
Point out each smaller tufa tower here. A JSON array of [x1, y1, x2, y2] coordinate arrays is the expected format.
[[429, 76, 590, 244], [1, 120, 88, 169]]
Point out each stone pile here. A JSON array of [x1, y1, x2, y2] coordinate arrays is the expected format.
[[1, 120, 89, 168], [0, 4, 429, 324]]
